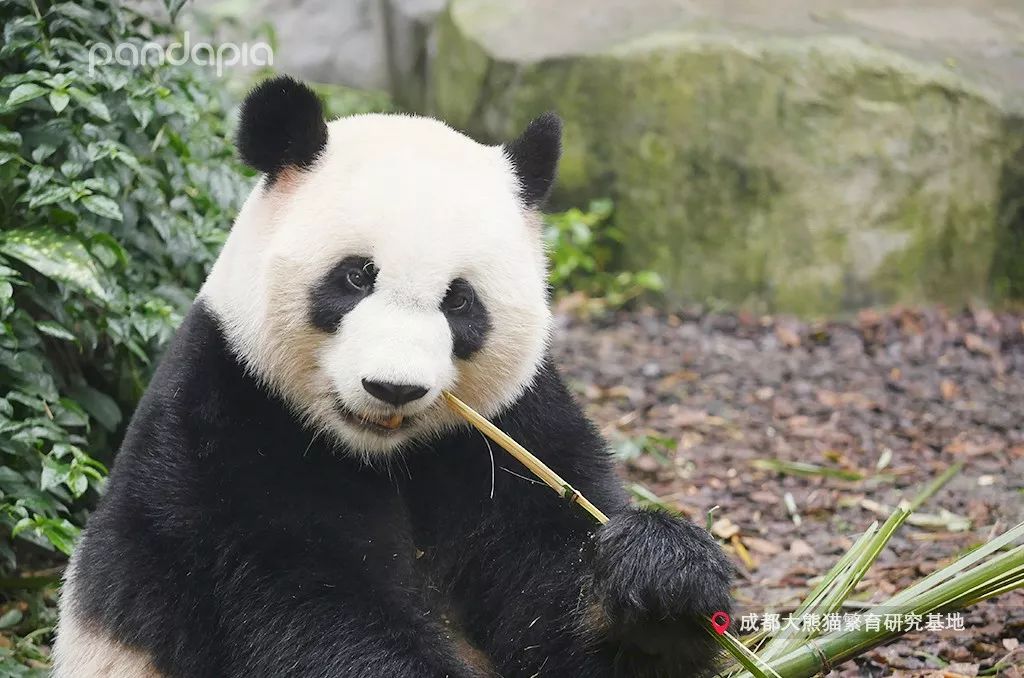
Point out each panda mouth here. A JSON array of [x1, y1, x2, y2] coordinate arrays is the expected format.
[[335, 404, 411, 434]]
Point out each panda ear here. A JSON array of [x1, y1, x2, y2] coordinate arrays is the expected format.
[[503, 112, 562, 208], [236, 75, 328, 181]]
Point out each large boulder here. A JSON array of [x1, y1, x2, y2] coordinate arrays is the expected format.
[[429, 0, 1024, 313], [383, 0, 449, 109]]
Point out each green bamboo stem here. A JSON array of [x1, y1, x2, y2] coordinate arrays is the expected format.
[[751, 507, 911, 669], [747, 524, 880, 669], [753, 540, 1024, 678], [886, 521, 1024, 607], [906, 461, 964, 512]]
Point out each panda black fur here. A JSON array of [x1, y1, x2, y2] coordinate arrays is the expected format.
[[54, 76, 733, 678]]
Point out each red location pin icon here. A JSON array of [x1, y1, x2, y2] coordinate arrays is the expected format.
[[710, 611, 730, 635]]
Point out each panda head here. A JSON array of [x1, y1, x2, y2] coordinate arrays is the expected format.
[[201, 76, 559, 456]]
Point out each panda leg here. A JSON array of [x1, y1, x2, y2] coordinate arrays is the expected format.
[[52, 615, 162, 678], [52, 557, 163, 678]]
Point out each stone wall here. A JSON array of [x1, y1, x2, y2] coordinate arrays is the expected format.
[[427, 0, 1024, 314]]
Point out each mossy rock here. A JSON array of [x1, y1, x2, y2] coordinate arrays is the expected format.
[[430, 0, 1024, 314]]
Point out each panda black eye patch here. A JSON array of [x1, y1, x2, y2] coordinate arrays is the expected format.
[[309, 256, 377, 332], [442, 278, 491, 359]]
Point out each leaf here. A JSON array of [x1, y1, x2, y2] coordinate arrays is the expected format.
[[0, 228, 108, 300], [38, 518, 79, 555], [164, 0, 189, 21], [0, 70, 48, 88], [30, 143, 57, 163], [633, 270, 664, 291], [35, 320, 76, 342], [53, 399, 89, 428], [49, 37, 90, 61], [65, 383, 121, 431], [27, 164, 54, 189], [0, 609, 23, 629], [26, 184, 73, 208], [5, 83, 47, 107], [127, 96, 154, 128], [68, 87, 111, 122], [0, 130, 22, 148], [82, 195, 123, 221], [40, 456, 71, 493], [49, 89, 70, 113], [51, 2, 98, 23], [751, 459, 864, 482], [60, 159, 85, 177], [67, 468, 88, 498], [88, 232, 129, 267]]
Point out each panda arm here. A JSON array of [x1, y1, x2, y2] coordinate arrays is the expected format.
[[423, 359, 624, 675]]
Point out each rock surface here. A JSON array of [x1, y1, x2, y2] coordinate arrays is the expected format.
[[430, 0, 1024, 314], [384, 0, 449, 108], [142, 0, 445, 96]]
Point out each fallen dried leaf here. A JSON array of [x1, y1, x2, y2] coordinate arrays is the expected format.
[[712, 517, 740, 540], [776, 324, 802, 348], [940, 379, 959, 401], [730, 534, 757, 570], [789, 539, 814, 557], [964, 333, 996, 357], [743, 536, 783, 555], [942, 662, 980, 676]]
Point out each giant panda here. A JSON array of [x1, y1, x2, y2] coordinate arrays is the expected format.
[[53, 76, 733, 678]]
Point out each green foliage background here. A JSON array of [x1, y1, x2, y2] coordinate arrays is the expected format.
[[0, 0, 249, 669], [544, 199, 663, 312]]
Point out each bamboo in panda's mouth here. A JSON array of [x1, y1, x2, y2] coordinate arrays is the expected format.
[[360, 412, 404, 430]]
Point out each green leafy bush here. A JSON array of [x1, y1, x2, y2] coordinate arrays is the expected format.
[[544, 198, 663, 311], [314, 82, 394, 120], [0, 0, 250, 667]]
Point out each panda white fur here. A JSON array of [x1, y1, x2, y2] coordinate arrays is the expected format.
[[53, 76, 732, 678]]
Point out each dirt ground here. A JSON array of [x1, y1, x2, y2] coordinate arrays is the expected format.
[[552, 304, 1024, 677]]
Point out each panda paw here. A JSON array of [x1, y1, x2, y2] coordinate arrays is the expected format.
[[590, 507, 734, 677]]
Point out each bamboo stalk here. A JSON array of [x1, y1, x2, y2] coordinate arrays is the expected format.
[[442, 391, 609, 524], [907, 461, 964, 512], [758, 539, 1024, 678]]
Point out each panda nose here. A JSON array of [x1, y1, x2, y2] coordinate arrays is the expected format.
[[361, 379, 429, 406]]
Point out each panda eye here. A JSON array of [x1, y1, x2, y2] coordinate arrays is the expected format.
[[443, 287, 473, 314], [345, 261, 376, 292]]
